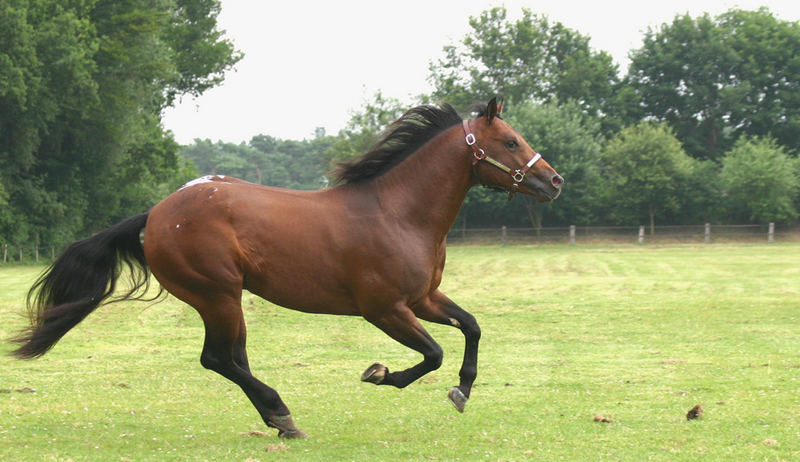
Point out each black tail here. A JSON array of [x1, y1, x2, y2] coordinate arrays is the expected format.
[[10, 213, 161, 359]]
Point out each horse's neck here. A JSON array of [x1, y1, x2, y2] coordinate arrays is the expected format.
[[373, 128, 474, 241]]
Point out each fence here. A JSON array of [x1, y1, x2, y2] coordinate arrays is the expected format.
[[446, 223, 798, 245], [2, 244, 57, 264], [1, 223, 796, 263]]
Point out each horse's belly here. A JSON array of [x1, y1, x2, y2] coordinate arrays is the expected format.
[[243, 269, 359, 316], [238, 229, 359, 316]]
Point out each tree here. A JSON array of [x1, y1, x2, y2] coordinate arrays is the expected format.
[[113, 122, 198, 221], [428, 6, 619, 120], [0, 0, 100, 243], [178, 136, 330, 191], [163, 0, 244, 104], [716, 9, 800, 155], [600, 123, 694, 233], [678, 159, 724, 225], [626, 8, 800, 159], [0, 0, 240, 245], [720, 136, 798, 224], [178, 139, 221, 175]]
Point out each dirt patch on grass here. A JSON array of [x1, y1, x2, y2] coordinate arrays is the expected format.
[[265, 443, 289, 452]]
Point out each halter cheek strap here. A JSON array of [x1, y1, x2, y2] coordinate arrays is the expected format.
[[462, 120, 542, 195]]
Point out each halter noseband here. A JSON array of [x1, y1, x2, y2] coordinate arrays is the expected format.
[[462, 119, 542, 199]]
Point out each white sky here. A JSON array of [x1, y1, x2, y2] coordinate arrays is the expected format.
[[161, 0, 800, 144]]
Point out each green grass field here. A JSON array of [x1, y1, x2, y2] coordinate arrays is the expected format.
[[1, 243, 799, 461]]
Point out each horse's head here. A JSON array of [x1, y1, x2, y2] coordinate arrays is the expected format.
[[464, 98, 563, 202]]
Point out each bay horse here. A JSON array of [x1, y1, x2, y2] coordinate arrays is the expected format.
[[11, 98, 562, 438]]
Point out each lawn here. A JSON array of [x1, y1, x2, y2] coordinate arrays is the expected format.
[[1, 243, 798, 461]]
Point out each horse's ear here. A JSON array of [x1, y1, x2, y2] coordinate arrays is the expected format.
[[497, 97, 504, 115], [486, 97, 499, 123]]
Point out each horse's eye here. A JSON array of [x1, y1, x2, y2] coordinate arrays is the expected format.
[[505, 140, 519, 149]]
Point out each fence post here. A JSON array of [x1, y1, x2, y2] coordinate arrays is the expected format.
[[35, 246, 39, 262], [638, 226, 645, 244], [19, 245, 23, 262], [768, 222, 774, 243], [569, 225, 576, 245], [501, 226, 507, 246], [51, 247, 55, 260], [2, 244, 6, 263], [704, 223, 711, 244]]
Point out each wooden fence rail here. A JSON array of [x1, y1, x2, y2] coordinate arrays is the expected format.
[[448, 223, 784, 245], [2, 244, 56, 263]]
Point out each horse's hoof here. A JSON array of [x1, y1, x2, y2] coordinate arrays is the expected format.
[[268, 414, 307, 438], [278, 428, 309, 439], [448, 387, 467, 413], [361, 363, 388, 384]]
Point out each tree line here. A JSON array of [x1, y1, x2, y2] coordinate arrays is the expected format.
[[2, 3, 799, 247]]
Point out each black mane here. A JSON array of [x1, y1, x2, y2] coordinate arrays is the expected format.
[[332, 103, 463, 184]]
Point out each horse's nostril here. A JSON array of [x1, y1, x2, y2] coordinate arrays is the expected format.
[[552, 175, 564, 188]]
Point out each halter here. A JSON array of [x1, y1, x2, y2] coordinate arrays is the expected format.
[[462, 120, 542, 199]]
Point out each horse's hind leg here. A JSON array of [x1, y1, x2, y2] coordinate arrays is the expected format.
[[360, 304, 444, 389], [414, 290, 481, 413], [233, 316, 251, 373], [197, 295, 307, 438]]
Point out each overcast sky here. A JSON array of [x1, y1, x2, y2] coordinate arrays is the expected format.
[[161, 0, 800, 144]]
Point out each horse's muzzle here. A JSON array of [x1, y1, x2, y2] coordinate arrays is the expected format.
[[524, 172, 563, 202]]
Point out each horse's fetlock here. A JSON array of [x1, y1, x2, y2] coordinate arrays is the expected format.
[[459, 365, 477, 381]]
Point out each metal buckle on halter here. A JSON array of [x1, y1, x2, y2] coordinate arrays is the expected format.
[[512, 170, 526, 183], [474, 148, 486, 161], [465, 133, 476, 146]]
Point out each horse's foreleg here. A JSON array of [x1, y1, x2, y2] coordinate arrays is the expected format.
[[415, 290, 481, 412], [197, 297, 307, 438], [361, 305, 443, 389]]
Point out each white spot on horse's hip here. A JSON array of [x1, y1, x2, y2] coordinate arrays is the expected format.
[[178, 175, 231, 191], [179, 175, 214, 190]]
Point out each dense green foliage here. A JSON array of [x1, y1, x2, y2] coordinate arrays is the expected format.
[[0, 0, 239, 246], [720, 137, 799, 224], [626, 8, 800, 159], [427, 7, 619, 121], [600, 123, 695, 233], [180, 135, 331, 190]]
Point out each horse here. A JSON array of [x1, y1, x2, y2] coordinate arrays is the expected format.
[[10, 98, 563, 438]]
